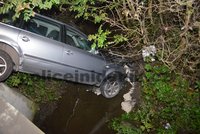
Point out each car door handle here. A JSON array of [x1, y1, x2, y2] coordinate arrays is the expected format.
[[64, 50, 73, 55], [21, 36, 30, 42]]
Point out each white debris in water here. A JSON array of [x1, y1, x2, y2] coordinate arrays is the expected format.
[[142, 45, 156, 61], [123, 89, 133, 101], [121, 65, 136, 113], [121, 100, 136, 113], [121, 85, 136, 113], [92, 87, 101, 96]]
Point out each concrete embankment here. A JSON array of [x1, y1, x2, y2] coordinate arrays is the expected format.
[[0, 83, 44, 134]]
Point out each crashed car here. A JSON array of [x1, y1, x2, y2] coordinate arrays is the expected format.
[[0, 13, 128, 98]]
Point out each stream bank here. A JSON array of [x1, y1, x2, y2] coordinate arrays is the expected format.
[[33, 83, 131, 134]]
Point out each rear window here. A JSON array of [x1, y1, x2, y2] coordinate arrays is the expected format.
[[0, 3, 21, 27], [0, 2, 12, 23], [0, 11, 21, 27], [23, 17, 61, 41], [0, 13, 13, 24]]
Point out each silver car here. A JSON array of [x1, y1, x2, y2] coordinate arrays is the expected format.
[[0, 13, 126, 98]]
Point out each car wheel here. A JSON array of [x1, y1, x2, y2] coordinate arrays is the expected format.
[[100, 72, 123, 98], [0, 50, 13, 81]]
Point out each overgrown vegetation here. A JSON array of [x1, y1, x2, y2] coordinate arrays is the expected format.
[[6, 73, 62, 103], [1, 0, 199, 79], [111, 61, 200, 133], [0, 0, 59, 20]]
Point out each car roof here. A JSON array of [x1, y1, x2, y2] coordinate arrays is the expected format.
[[35, 13, 65, 25]]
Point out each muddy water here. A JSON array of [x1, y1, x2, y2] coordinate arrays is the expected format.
[[34, 82, 128, 134]]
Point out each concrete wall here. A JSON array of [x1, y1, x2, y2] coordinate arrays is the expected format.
[[0, 83, 44, 134], [0, 98, 44, 134], [0, 83, 37, 120]]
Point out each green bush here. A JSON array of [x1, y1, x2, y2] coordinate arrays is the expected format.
[[111, 62, 200, 133], [6, 73, 61, 103]]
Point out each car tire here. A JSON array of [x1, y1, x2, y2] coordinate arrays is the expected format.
[[0, 50, 13, 81], [100, 72, 123, 98]]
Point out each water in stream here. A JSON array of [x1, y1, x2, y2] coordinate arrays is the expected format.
[[33, 82, 128, 134]]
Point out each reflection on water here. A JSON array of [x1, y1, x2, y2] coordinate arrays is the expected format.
[[34, 82, 127, 134]]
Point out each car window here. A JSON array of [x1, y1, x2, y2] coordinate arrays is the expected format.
[[65, 30, 91, 51], [0, 12, 21, 27], [0, 13, 11, 23], [76, 36, 91, 51], [23, 18, 61, 41]]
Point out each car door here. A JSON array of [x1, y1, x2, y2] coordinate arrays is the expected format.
[[18, 16, 64, 76], [62, 27, 106, 85]]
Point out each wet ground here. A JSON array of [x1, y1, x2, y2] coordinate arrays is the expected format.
[[33, 82, 129, 134]]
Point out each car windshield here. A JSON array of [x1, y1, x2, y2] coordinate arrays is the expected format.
[[76, 36, 92, 51], [66, 30, 92, 51]]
